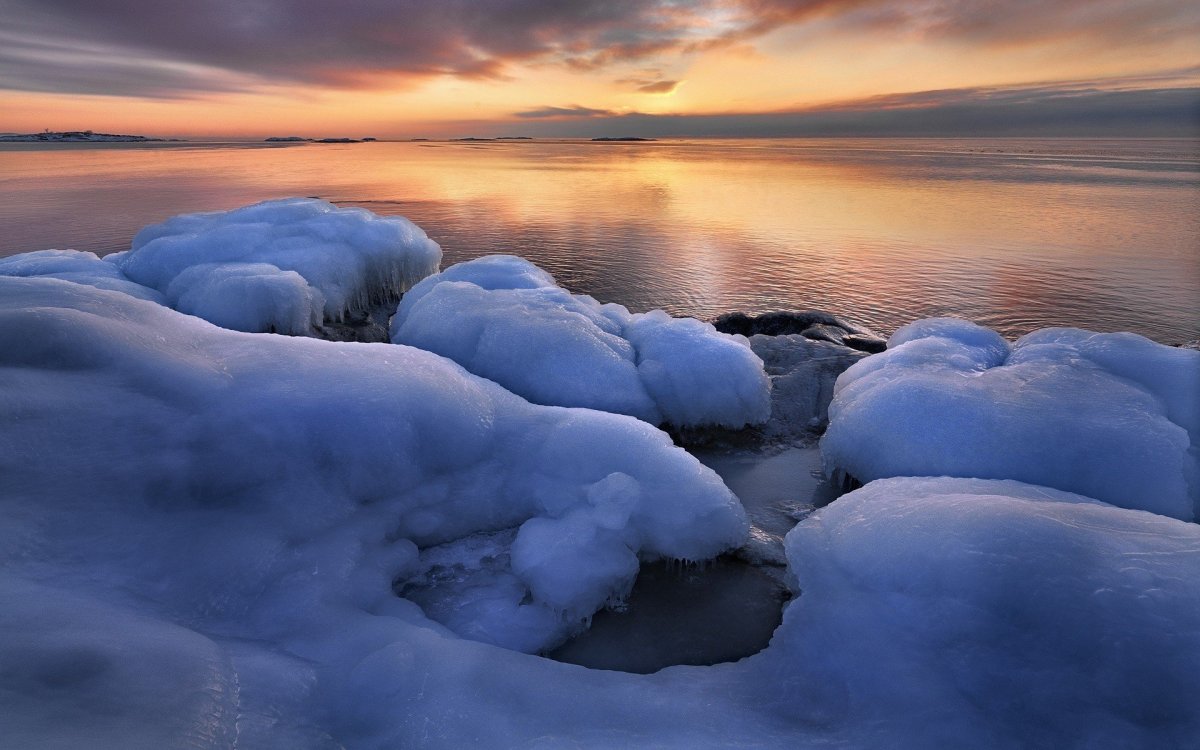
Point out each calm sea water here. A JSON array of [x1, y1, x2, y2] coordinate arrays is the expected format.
[[1, 138, 1197, 343]]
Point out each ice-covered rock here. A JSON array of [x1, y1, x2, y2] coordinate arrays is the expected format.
[[4, 276, 1197, 749], [110, 198, 441, 333], [391, 255, 771, 429], [0, 248, 164, 304], [821, 318, 1200, 520], [0, 277, 745, 660], [774, 477, 1200, 748]]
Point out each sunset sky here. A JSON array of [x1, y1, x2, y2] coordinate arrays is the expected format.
[[1, 0, 1198, 138]]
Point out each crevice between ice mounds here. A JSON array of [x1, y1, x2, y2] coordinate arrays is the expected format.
[[109, 198, 442, 335], [389, 255, 772, 430], [821, 317, 1200, 521]]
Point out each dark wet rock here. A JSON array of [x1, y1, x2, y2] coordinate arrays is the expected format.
[[713, 310, 887, 353], [674, 334, 868, 450], [315, 301, 394, 343]]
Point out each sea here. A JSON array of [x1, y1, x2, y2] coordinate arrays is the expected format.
[[1, 137, 1197, 343]]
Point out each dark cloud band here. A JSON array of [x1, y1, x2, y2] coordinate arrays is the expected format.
[[1, 0, 1197, 98]]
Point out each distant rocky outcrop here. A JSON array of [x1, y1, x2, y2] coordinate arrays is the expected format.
[[265, 136, 309, 142], [591, 137, 656, 142], [0, 131, 171, 142]]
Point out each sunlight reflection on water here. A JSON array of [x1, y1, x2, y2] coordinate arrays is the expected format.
[[1, 138, 1196, 342]]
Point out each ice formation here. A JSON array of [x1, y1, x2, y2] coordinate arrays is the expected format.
[[772, 477, 1200, 749], [109, 198, 441, 333], [0, 248, 164, 304], [390, 255, 771, 428], [5, 198, 1198, 748], [822, 317, 1200, 520], [0, 273, 745, 649]]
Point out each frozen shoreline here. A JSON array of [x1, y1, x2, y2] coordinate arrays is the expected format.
[[1, 198, 1197, 748]]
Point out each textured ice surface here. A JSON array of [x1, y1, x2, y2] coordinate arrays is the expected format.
[[391, 255, 771, 428], [0, 248, 165, 304], [776, 477, 1200, 749], [110, 198, 441, 333], [0, 277, 747, 731], [6, 261, 1198, 748], [822, 317, 1200, 520]]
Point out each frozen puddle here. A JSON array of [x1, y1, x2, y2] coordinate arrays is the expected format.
[[547, 446, 843, 673], [547, 557, 786, 673]]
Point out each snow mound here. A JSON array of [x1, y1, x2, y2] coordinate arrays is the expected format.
[[0, 277, 745, 660], [776, 477, 1200, 748], [391, 255, 771, 428], [110, 198, 441, 332], [4, 277, 1197, 748], [821, 318, 1200, 520], [0, 248, 165, 304]]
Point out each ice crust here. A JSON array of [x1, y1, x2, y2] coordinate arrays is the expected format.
[[110, 198, 442, 333], [5, 208, 1199, 748], [822, 317, 1200, 520], [774, 477, 1200, 749], [0, 248, 166, 304], [391, 255, 771, 428]]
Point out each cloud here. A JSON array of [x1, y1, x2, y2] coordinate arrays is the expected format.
[[619, 78, 681, 94], [514, 105, 616, 119], [1, 0, 1197, 98], [499, 79, 1200, 138]]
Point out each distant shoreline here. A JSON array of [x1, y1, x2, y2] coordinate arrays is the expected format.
[[0, 131, 179, 143]]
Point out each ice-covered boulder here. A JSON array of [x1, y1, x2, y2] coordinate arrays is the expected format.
[[109, 198, 441, 333], [5, 276, 1198, 748], [390, 255, 771, 429], [821, 318, 1200, 520], [773, 477, 1200, 748], [0, 248, 165, 304], [0, 276, 745, 659]]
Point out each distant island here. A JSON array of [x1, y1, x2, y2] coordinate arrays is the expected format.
[[0, 131, 174, 142], [264, 137, 376, 143], [591, 137, 656, 142]]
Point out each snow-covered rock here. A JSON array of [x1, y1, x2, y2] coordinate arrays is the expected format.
[[821, 318, 1200, 520], [390, 255, 771, 428], [0, 276, 745, 658], [4, 275, 1197, 748], [0, 248, 164, 304], [772, 476, 1200, 748], [109, 198, 441, 333]]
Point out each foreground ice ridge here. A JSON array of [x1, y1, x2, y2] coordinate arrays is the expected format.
[[4, 275, 1200, 748], [390, 255, 772, 429], [0, 198, 443, 335], [821, 318, 1200, 520]]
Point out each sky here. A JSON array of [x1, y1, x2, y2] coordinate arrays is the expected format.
[[1, 0, 1198, 138]]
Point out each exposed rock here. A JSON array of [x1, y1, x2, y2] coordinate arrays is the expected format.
[[673, 334, 868, 450], [713, 310, 887, 353]]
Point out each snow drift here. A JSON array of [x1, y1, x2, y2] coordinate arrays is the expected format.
[[109, 198, 442, 333], [0, 248, 164, 304], [821, 317, 1200, 520], [390, 255, 771, 428], [5, 202, 1199, 749]]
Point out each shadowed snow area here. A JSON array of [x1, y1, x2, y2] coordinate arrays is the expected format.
[[822, 317, 1200, 520], [3, 202, 1200, 748], [390, 255, 772, 428]]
